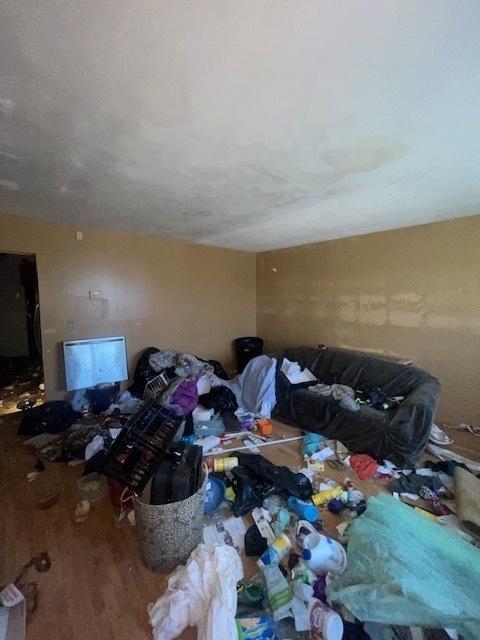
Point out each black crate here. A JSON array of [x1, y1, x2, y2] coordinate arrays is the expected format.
[[102, 399, 183, 493]]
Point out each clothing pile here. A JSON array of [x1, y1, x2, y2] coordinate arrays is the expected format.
[[308, 383, 404, 412]]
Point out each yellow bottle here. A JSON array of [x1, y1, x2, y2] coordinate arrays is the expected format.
[[213, 456, 239, 473], [312, 486, 343, 506]]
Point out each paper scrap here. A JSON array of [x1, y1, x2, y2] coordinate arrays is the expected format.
[[310, 447, 335, 462]]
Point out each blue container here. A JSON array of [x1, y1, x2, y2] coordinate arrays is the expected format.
[[204, 476, 226, 514], [287, 496, 318, 523]]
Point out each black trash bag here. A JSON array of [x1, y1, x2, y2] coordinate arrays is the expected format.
[[235, 453, 313, 500], [199, 386, 237, 413], [208, 359, 230, 380], [128, 347, 160, 398], [231, 465, 276, 517], [245, 523, 268, 557], [19, 401, 81, 436], [86, 383, 119, 414]]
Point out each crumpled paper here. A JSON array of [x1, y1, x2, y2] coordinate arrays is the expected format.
[[148, 544, 243, 640]]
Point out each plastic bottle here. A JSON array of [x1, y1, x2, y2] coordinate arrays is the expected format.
[[263, 563, 294, 621], [302, 532, 347, 575], [287, 496, 318, 523], [308, 598, 343, 640], [257, 533, 292, 568], [311, 486, 343, 506], [213, 456, 239, 472]]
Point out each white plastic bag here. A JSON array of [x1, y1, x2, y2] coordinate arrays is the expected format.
[[148, 544, 243, 640]]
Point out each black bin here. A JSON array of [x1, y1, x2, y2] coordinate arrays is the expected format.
[[234, 337, 264, 373]]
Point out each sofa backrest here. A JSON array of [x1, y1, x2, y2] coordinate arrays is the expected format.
[[281, 346, 434, 397]]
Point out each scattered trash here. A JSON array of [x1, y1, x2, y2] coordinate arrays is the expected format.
[[11, 552, 52, 624], [75, 500, 90, 523], [204, 512, 247, 552], [349, 454, 379, 480], [204, 476, 227, 514], [213, 456, 239, 472], [308, 598, 344, 640], [196, 434, 222, 453], [302, 432, 328, 457], [148, 544, 243, 640], [287, 496, 318, 523], [84, 435, 105, 461], [312, 486, 343, 506], [327, 498, 345, 514], [429, 423, 454, 445], [309, 446, 336, 462], [427, 443, 480, 473], [263, 563, 294, 621], [257, 418, 273, 437], [245, 524, 269, 557], [257, 533, 292, 568], [327, 493, 480, 640], [251, 507, 276, 544], [0, 583, 26, 640], [302, 532, 347, 575], [16, 397, 36, 411], [236, 616, 275, 640], [77, 473, 108, 504]]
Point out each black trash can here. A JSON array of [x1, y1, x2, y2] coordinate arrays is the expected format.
[[234, 337, 264, 373]]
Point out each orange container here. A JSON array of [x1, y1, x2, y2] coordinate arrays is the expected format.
[[258, 418, 273, 437]]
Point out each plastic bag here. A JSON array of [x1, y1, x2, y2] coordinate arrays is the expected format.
[[148, 544, 243, 640], [236, 453, 313, 500], [326, 493, 480, 640]]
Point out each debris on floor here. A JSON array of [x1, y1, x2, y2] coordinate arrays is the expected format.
[[12, 346, 480, 639], [5, 552, 52, 627], [147, 544, 243, 640], [0, 357, 44, 416]]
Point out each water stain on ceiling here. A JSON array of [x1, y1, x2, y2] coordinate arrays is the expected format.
[[0, 0, 479, 251]]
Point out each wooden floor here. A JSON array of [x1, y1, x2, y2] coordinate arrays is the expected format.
[[1, 413, 479, 639]]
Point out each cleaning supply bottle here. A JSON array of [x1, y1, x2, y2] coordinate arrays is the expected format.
[[257, 533, 292, 568], [302, 532, 347, 575], [263, 563, 294, 622], [312, 486, 343, 506], [287, 496, 318, 523], [308, 598, 343, 640]]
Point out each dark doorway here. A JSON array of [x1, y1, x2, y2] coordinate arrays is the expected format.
[[0, 253, 44, 415]]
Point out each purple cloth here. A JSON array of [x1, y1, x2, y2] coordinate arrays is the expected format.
[[170, 380, 198, 415], [313, 576, 327, 602]]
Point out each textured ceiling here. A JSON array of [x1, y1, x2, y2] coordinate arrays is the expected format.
[[1, 1, 479, 251]]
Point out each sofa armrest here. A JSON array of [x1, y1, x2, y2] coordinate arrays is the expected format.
[[402, 378, 441, 411], [383, 377, 441, 467]]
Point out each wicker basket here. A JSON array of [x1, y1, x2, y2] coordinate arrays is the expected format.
[[133, 468, 206, 572]]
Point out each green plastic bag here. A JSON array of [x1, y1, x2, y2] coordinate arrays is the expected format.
[[326, 493, 480, 640]]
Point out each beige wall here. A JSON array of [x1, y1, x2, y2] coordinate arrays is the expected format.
[[257, 215, 480, 424], [0, 213, 256, 399]]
